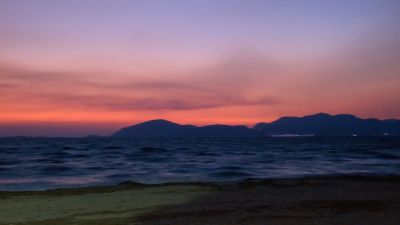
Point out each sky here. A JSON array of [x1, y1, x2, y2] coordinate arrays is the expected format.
[[0, 0, 399, 136]]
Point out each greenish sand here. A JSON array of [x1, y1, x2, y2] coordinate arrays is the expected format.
[[0, 184, 216, 225], [1, 177, 400, 225]]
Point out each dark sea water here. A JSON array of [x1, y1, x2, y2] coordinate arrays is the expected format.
[[0, 137, 400, 191]]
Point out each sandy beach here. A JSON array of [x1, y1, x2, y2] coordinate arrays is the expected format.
[[1, 176, 399, 225]]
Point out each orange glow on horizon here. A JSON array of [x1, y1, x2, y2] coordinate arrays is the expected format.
[[1, 0, 399, 136]]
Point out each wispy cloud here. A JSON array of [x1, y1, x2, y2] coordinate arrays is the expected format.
[[0, 52, 281, 112]]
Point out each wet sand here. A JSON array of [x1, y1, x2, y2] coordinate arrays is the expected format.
[[1, 176, 399, 225]]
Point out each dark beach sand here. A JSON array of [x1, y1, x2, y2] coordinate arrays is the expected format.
[[1, 176, 400, 225]]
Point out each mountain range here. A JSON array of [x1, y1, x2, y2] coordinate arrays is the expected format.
[[112, 119, 257, 137], [112, 113, 400, 137]]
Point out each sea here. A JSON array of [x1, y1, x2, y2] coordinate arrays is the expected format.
[[0, 137, 399, 191]]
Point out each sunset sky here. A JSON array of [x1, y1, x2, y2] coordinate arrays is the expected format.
[[1, 0, 399, 136]]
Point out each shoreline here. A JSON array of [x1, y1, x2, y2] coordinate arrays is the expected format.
[[2, 174, 400, 192], [1, 175, 400, 225], [2, 174, 400, 193]]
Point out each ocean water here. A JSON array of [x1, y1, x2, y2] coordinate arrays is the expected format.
[[0, 137, 399, 191]]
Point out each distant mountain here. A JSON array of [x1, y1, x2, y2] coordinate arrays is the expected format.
[[112, 119, 259, 137], [112, 114, 400, 138], [254, 113, 400, 136]]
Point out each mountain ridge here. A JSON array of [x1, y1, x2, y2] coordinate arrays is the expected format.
[[254, 113, 400, 136], [112, 113, 400, 137], [112, 119, 257, 137]]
